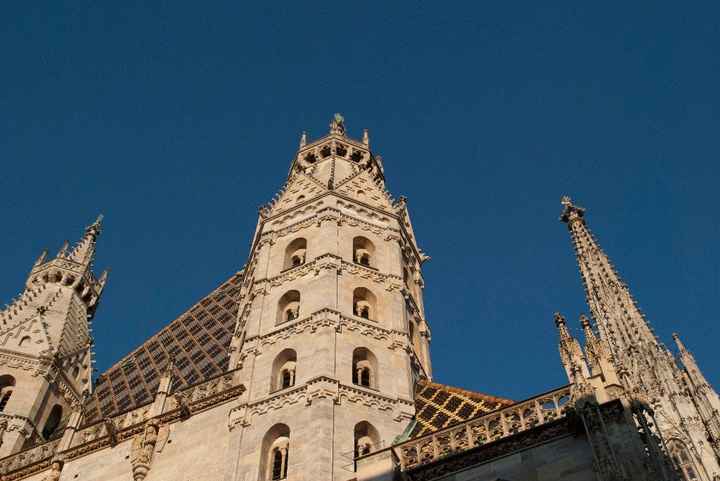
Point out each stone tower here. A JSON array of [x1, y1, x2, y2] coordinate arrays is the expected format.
[[226, 115, 429, 480], [0, 216, 106, 458], [559, 197, 720, 481]]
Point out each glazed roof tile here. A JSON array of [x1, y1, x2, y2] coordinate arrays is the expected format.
[[83, 271, 244, 424], [410, 379, 514, 437]]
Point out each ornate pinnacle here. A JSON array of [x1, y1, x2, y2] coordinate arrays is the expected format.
[[329, 113, 346, 135], [34, 249, 48, 267], [299, 131, 307, 148], [85, 214, 104, 237], [362, 128, 369, 146], [66, 214, 104, 265], [672, 332, 689, 355], [57, 240, 69, 258], [554, 312, 572, 340], [559, 196, 585, 224]]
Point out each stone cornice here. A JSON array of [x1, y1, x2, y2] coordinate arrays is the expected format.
[[228, 376, 413, 430], [251, 253, 403, 292], [241, 308, 411, 353]]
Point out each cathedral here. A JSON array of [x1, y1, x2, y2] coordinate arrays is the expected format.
[[0, 115, 718, 481]]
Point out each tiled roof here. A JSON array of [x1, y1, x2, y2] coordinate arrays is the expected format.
[[83, 271, 244, 424], [410, 379, 514, 437]]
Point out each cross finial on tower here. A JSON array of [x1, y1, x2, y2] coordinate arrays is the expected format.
[[559, 196, 585, 224]]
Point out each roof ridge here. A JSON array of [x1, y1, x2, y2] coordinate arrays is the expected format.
[[419, 379, 514, 405]]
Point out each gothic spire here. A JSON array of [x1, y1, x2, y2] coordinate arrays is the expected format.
[[560, 196, 658, 372], [65, 215, 103, 266]]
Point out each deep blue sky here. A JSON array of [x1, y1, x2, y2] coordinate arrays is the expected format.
[[1, 2, 718, 400]]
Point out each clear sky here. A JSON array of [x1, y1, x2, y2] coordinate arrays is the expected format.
[[1, 2, 718, 401]]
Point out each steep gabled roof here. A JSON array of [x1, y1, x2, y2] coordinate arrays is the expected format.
[[83, 271, 244, 424], [410, 379, 514, 437]]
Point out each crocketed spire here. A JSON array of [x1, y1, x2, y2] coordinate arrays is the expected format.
[[65, 215, 103, 266], [559, 196, 658, 374]]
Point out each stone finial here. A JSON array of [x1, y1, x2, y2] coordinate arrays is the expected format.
[[98, 269, 110, 290], [329, 113, 346, 135], [57, 240, 69, 258], [362, 128, 369, 146], [559, 196, 585, 224], [299, 131, 307, 148], [33, 249, 48, 267], [85, 214, 104, 237], [554, 312, 571, 340]]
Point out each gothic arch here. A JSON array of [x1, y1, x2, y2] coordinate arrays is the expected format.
[[354, 421, 380, 458], [0, 375, 15, 412], [271, 349, 297, 392], [352, 347, 378, 389], [277, 290, 301, 324], [42, 404, 63, 440], [353, 287, 377, 321], [260, 423, 291, 481], [353, 236, 375, 268], [667, 438, 702, 481], [284, 238, 307, 270]]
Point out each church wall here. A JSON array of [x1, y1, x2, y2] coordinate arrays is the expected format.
[[234, 397, 337, 481], [432, 436, 596, 481], [357, 435, 596, 481], [24, 400, 239, 481]]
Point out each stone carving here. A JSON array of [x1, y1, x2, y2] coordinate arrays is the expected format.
[[41, 456, 64, 481], [129, 420, 159, 481]]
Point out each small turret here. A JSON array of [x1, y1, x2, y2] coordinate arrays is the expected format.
[[0, 216, 107, 457]]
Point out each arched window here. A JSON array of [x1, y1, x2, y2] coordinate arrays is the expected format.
[[284, 238, 307, 270], [18, 336, 31, 347], [354, 421, 381, 459], [42, 405, 63, 440], [353, 236, 375, 268], [296, 195, 306, 203], [261, 424, 291, 481], [0, 375, 16, 412], [668, 440, 700, 481], [272, 349, 297, 392], [353, 287, 377, 321], [352, 348, 378, 389], [277, 291, 300, 324]]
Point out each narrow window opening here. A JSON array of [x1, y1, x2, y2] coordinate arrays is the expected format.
[[0, 391, 11, 412]]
